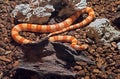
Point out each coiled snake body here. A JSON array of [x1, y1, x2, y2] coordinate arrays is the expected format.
[[11, 7, 95, 50]]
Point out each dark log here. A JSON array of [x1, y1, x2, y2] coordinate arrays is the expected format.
[[12, 61, 76, 79], [52, 42, 95, 65], [112, 6, 120, 29], [12, 41, 95, 79]]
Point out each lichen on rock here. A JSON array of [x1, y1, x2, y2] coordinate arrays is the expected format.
[[11, 0, 55, 24], [11, 0, 87, 24], [86, 18, 120, 43]]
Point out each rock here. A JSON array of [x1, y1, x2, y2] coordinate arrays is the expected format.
[[113, 55, 120, 60], [115, 60, 120, 67], [11, 0, 87, 24], [85, 76, 90, 79], [108, 62, 116, 67], [2, 76, 10, 79], [0, 47, 5, 54], [58, 0, 87, 16], [13, 61, 19, 67], [0, 56, 11, 62], [77, 70, 85, 76], [96, 57, 105, 68], [115, 1, 120, 5], [111, 42, 117, 48], [52, 42, 95, 65], [1, 0, 120, 79], [5, 51, 11, 55], [96, 47, 103, 53], [113, 69, 120, 73], [86, 18, 120, 43], [117, 42, 120, 50], [117, 74, 120, 79], [76, 61, 87, 66], [0, 24, 4, 28], [93, 69, 101, 73], [74, 66, 82, 71], [11, 3, 55, 24], [0, 41, 6, 48], [12, 41, 95, 79], [97, 72, 108, 79], [107, 74, 115, 79], [0, 72, 3, 79], [112, 5, 120, 28], [89, 48, 95, 54]]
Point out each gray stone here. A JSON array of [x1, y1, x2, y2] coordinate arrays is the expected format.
[[86, 18, 120, 43], [11, 0, 87, 24]]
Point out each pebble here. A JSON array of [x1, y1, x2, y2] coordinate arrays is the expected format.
[[2, 76, 9, 79], [77, 70, 85, 76], [0, 47, 5, 54], [6, 64, 13, 69], [68, 31, 76, 36], [76, 61, 87, 66], [13, 61, 19, 67], [115, 60, 120, 67], [108, 62, 116, 67], [97, 72, 107, 79], [5, 51, 11, 55], [117, 74, 120, 79], [111, 42, 117, 48], [0, 56, 11, 62], [93, 69, 101, 73], [0, 72, 3, 79], [1, 28, 7, 35], [86, 38, 95, 44], [0, 41, 6, 48], [76, 29, 81, 32], [113, 69, 120, 73], [74, 66, 82, 71], [89, 65, 97, 70], [0, 24, 4, 28], [9, 45, 15, 50], [75, 34, 80, 38], [107, 74, 115, 79], [115, 1, 120, 5], [96, 47, 103, 53], [107, 58, 114, 64], [96, 57, 105, 68], [113, 55, 120, 60], [5, 46, 10, 50], [108, 54, 113, 58], [84, 76, 90, 79], [0, 0, 120, 79], [88, 48, 95, 54]]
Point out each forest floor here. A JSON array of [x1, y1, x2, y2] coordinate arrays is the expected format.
[[0, 0, 120, 79]]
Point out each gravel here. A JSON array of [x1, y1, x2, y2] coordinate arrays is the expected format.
[[0, 0, 120, 79]]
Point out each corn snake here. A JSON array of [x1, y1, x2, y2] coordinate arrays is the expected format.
[[11, 7, 95, 50]]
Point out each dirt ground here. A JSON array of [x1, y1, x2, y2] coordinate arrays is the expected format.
[[0, 0, 120, 79]]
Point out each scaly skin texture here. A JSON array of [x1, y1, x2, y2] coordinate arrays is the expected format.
[[11, 7, 95, 50]]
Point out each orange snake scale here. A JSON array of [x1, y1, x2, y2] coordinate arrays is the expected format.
[[11, 7, 95, 50]]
